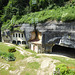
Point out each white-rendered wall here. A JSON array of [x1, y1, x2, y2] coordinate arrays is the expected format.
[[31, 44, 34, 51], [35, 45, 38, 53], [11, 32, 26, 43]]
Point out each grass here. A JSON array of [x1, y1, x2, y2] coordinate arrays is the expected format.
[[0, 42, 75, 74], [34, 55, 41, 58], [21, 69, 36, 75], [50, 56, 75, 71], [0, 42, 10, 53], [0, 68, 9, 75], [0, 43, 28, 60], [21, 46, 38, 57], [26, 62, 40, 69]]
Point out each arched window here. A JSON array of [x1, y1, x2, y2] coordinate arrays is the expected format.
[[17, 41, 21, 45], [19, 33, 20, 37], [22, 34, 23, 38], [12, 40, 16, 44], [16, 33, 17, 37]]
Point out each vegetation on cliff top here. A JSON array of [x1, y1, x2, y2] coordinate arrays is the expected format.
[[0, 0, 75, 31]]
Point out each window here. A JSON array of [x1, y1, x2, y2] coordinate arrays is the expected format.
[[19, 33, 20, 37], [16, 33, 17, 37], [22, 34, 23, 38], [12, 40, 16, 44], [17, 41, 21, 45], [13, 34, 15, 37]]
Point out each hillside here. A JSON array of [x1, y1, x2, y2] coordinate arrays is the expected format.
[[0, 42, 75, 75], [0, 0, 75, 31]]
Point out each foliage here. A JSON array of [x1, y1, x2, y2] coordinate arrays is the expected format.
[[0, 51, 15, 61], [50, 56, 75, 68], [0, 43, 16, 61], [1, 0, 75, 31], [6, 53, 15, 61], [7, 53, 14, 58], [0, 51, 7, 58], [25, 45, 29, 49], [54, 64, 75, 75], [8, 46, 16, 52]]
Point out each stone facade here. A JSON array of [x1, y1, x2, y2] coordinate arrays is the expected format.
[[2, 30, 11, 43], [2, 30, 26, 45], [11, 31, 26, 45]]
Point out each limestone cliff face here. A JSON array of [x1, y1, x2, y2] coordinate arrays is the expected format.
[[20, 21, 75, 48], [40, 21, 75, 48]]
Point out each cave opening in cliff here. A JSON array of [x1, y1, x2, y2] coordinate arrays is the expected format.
[[52, 45, 75, 57]]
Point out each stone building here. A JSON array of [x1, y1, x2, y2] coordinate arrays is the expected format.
[[2, 30, 26, 45], [11, 30, 26, 45], [2, 30, 11, 43]]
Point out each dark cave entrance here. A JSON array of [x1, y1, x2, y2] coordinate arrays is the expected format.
[[52, 45, 75, 58]]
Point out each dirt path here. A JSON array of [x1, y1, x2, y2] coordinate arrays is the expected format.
[[4, 43, 32, 55], [0, 62, 10, 70], [16, 46, 32, 55]]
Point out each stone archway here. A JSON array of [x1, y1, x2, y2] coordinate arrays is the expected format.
[[12, 40, 16, 44], [17, 41, 21, 45], [22, 41, 26, 44]]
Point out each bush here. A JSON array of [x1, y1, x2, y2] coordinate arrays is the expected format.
[[6, 53, 15, 61], [54, 64, 75, 75], [8, 47, 16, 52], [0, 51, 7, 59], [25, 45, 29, 49], [0, 52, 15, 61]]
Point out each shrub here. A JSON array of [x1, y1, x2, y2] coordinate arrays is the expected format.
[[8, 47, 16, 52], [0, 51, 7, 59], [25, 45, 29, 49], [7, 53, 14, 58], [6, 53, 15, 61], [54, 64, 75, 75]]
